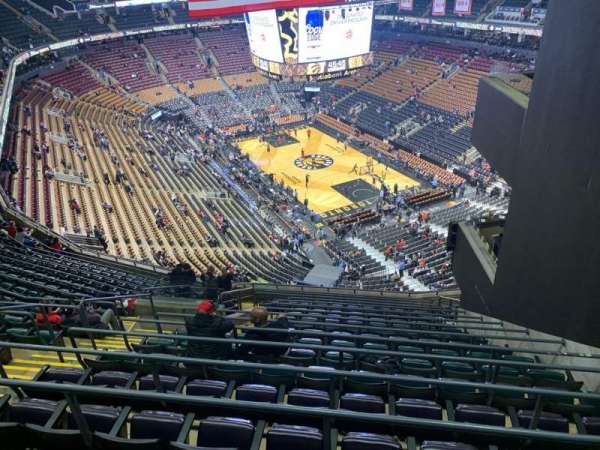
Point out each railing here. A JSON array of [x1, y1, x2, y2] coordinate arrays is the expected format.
[[2, 340, 599, 403], [0, 375, 597, 448], [56, 327, 599, 379]]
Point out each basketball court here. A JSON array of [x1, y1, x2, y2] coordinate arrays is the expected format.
[[238, 127, 419, 215]]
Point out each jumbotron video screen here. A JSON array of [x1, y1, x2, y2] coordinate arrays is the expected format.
[[244, 1, 374, 80]]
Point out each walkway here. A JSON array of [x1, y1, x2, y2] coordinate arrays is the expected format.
[[347, 237, 429, 292]]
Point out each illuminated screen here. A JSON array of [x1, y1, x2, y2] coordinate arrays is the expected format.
[[298, 2, 373, 63], [245, 1, 373, 80], [244, 10, 284, 63]]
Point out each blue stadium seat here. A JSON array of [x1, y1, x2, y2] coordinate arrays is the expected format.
[[196, 416, 254, 449], [267, 424, 322, 450], [395, 398, 443, 420], [287, 388, 330, 407], [341, 432, 400, 450]]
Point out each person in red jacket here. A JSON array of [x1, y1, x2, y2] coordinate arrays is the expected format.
[[50, 237, 62, 253], [7, 221, 16, 238], [35, 309, 64, 326]]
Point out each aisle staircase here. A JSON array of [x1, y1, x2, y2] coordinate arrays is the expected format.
[[347, 236, 429, 291]]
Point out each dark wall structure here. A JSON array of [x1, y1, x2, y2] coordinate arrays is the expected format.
[[458, 0, 600, 346]]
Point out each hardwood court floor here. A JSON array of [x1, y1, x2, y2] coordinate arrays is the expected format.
[[238, 127, 419, 214]]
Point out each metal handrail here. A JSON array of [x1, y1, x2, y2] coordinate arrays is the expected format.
[[1, 342, 598, 402], [125, 316, 562, 345], [63, 327, 600, 375], [0, 377, 596, 447]]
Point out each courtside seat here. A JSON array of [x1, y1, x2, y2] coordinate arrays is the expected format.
[[421, 441, 478, 450], [517, 410, 569, 433], [267, 424, 323, 450], [186, 379, 228, 397], [236, 384, 277, 403], [340, 393, 385, 414], [395, 398, 443, 420], [287, 388, 330, 407], [196, 417, 254, 450], [341, 432, 400, 450], [454, 404, 505, 426]]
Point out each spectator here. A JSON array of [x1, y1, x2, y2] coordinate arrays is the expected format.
[[184, 300, 233, 360], [169, 262, 197, 286], [7, 221, 16, 239], [50, 237, 62, 253], [240, 307, 290, 359]]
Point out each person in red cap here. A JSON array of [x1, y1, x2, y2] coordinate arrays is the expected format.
[[184, 300, 234, 360]]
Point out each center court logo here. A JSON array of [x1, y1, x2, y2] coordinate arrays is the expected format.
[[294, 154, 333, 170]]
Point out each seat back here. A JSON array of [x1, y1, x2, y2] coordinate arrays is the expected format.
[[68, 404, 121, 433], [395, 398, 442, 420], [9, 398, 57, 426], [454, 404, 505, 427], [130, 410, 185, 441], [340, 393, 385, 414], [236, 384, 277, 403], [186, 379, 228, 397], [267, 424, 322, 450], [341, 432, 400, 450], [287, 388, 330, 408], [197, 416, 254, 450]]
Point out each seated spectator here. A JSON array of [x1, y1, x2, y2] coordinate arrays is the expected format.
[[169, 262, 197, 286], [68, 198, 81, 214], [185, 300, 233, 360], [7, 221, 16, 239], [50, 237, 62, 253], [240, 307, 290, 359]]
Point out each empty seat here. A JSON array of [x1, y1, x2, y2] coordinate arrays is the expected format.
[[130, 410, 185, 440], [197, 416, 254, 450], [454, 404, 505, 426], [517, 410, 569, 433], [267, 424, 323, 450], [92, 371, 133, 387], [395, 398, 442, 420], [340, 393, 385, 414], [421, 441, 479, 450], [287, 388, 330, 407], [282, 348, 316, 365], [342, 432, 400, 450], [41, 367, 85, 384], [187, 379, 228, 397], [139, 374, 180, 391], [236, 384, 277, 403], [68, 404, 121, 433], [298, 337, 322, 345], [9, 398, 57, 426]]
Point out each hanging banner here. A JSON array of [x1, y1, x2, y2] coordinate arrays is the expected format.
[[399, 0, 413, 11], [432, 0, 446, 16], [454, 0, 472, 16]]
